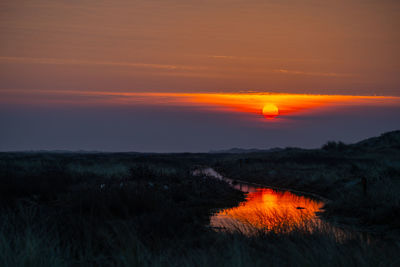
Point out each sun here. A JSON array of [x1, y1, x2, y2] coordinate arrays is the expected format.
[[262, 103, 279, 119]]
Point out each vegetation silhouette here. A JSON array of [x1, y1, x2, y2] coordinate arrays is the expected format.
[[0, 131, 399, 266]]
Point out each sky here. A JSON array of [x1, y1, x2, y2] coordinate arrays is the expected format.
[[0, 0, 399, 152]]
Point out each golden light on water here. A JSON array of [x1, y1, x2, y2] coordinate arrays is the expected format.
[[210, 188, 324, 233]]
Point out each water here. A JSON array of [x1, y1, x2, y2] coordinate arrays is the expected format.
[[195, 168, 342, 236], [211, 187, 327, 234]]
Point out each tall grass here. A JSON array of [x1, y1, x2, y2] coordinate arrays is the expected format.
[[214, 143, 400, 233], [1, 204, 399, 267], [0, 152, 399, 266]]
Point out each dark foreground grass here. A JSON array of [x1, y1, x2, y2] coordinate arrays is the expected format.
[[0, 151, 399, 266], [1, 205, 399, 267]]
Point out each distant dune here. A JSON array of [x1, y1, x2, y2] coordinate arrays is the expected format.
[[210, 130, 400, 154], [353, 130, 400, 150]]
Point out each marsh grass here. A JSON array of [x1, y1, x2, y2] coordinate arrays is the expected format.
[[1, 204, 399, 267], [0, 149, 399, 266], [214, 133, 400, 233], [211, 206, 361, 244]]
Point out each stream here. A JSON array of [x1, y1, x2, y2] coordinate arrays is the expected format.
[[195, 168, 357, 239]]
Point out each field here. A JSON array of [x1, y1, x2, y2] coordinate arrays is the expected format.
[[0, 131, 399, 266]]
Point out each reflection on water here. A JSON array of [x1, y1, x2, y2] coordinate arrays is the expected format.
[[210, 188, 324, 234], [194, 168, 325, 234], [195, 168, 369, 241]]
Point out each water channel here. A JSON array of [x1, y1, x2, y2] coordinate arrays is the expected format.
[[195, 168, 351, 238]]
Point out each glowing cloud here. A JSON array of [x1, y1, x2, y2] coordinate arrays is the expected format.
[[1, 90, 399, 121]]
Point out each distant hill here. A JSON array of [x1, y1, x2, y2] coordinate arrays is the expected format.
[[209, 147, 283, 154], [8, 150, 106, 154], [210, 130, 400, 154], [352, 130, 400, 151]]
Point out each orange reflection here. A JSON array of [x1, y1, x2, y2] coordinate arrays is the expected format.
[[210, 188, 324, 233]]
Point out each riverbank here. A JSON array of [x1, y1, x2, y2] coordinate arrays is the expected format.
[[0, 152, 245, 266], [199, 168, 391, 243], [212, 131, 400, 239], [0, 151, 399, 266], [1, 131, 399, 265]]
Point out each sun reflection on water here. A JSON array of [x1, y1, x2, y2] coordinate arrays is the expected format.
[[210, 188, 324, 233]]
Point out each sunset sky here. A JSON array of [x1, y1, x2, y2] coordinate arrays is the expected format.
[[1, 0, 399, 152]]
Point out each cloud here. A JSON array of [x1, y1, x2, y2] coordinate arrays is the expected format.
[[0, 56, 354, 79], [0, 56, 206, 71], [207, 55, 237, 59], [273, 69, 353, 77]]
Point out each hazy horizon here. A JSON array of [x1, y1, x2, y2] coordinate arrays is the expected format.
[[1, 0, 399, 152], [1, 90, 399, 152]]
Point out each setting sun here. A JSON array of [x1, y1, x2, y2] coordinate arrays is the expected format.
[[0, 0, 399, 264], [262, 104, 279, 119]]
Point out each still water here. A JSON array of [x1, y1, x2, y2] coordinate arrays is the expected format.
[[196, 168, 327, 235]]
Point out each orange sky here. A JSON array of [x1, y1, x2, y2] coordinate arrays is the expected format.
[[0, 0, 399, 95], [1, 90, 399, 121], [1, 0, 399, 152]]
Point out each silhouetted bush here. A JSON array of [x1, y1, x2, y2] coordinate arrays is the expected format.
[[322, 141, 347, 151], [0, 144, 399, 266]]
